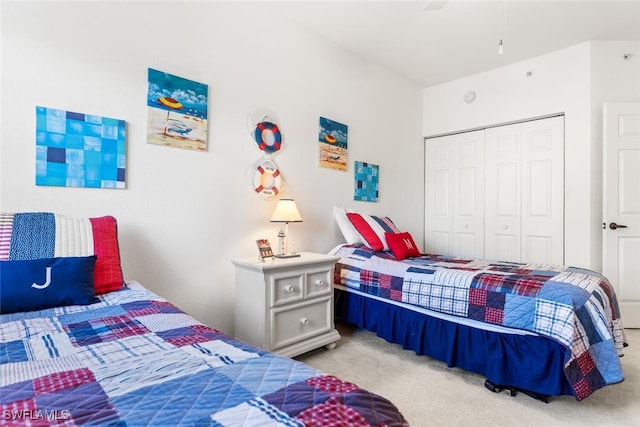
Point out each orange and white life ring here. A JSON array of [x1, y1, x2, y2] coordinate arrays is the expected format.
[[253, 161, 282, 197], [254, 121, 282, 153]]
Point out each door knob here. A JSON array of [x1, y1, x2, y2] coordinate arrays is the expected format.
[[609, 222, 628, 230]]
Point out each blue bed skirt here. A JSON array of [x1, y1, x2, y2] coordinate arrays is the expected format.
[[335, 288, 574, 397]]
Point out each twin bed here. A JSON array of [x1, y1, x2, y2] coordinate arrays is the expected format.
[[0, 212, 407, 426], [330, 208, 627, 402]]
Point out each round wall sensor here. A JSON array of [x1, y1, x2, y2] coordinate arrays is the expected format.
[[464, 91, 476, 104]]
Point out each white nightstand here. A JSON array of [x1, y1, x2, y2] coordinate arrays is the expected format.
[[232, 252, 341, 358]]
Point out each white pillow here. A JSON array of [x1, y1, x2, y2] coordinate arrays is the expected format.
[[333, 206, 363, 244]]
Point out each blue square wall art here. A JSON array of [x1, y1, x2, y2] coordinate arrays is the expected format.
[[35, 106, 126, 189], [354, 161, 379, 202]]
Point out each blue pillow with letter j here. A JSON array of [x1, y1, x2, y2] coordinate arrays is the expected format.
[[0, 256, 99, 314]]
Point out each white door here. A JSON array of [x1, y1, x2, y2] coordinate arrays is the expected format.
[[484, 116, 564, 264], [520, 117, 564, 264], [425, 131, 484, 258], [603, 102, 640, 327], [484, 123, 523, 262]]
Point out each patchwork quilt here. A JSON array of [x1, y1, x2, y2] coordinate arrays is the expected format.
[[0, 282, 407, 426], [333, 245, 626, 400]]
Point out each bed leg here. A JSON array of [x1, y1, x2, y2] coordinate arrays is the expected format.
[[484, 380, 549, 403], [484, 379, 502, 393], [520, 389, 550, 403]]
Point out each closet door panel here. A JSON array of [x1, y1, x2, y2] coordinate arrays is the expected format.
[[425, 131, 484, 257], [496, 164, 519, 216], [433, 169, 450, 216], [525, 236, 553, 265], [425, 138, 454, 254], [521, 117, 564, 264], [431, 231, 451, 255], [455, 164, 483, 258], [485, 124, 522, 262], [452, 132, 484, 258], [495, 234, 520, 262]]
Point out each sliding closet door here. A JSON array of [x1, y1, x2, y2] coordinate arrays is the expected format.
[[484, 124, 523, 262], [424, 131, 484, 258], [484, 116, 564, 264], [425, 116, 564, 263], [521, 117, 564, 264]]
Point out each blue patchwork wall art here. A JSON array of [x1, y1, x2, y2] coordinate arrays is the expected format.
[[35, 106, 126, 189], [354, 161, 379, 202]]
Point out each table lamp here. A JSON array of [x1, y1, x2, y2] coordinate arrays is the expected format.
[[270, 198, 303, 258]]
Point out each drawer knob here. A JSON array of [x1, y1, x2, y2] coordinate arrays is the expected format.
[[285, 285, 294, 293], [300, 317, 310, 325], [315, 279, 325, 287]]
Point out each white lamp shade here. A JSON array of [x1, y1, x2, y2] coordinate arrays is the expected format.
[[270, 199, 303, 223]]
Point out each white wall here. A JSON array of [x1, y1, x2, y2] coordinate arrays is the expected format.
[[423, 41, 640, 271], [0, 1, 423, 334]]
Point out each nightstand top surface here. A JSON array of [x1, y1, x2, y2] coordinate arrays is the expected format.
[[232, 252, 340, 271]]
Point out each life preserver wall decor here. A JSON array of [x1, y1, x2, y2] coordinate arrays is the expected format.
[[254, 121, 282, 153], [246, 114, 285, 198], [253, 159, 283, 197]]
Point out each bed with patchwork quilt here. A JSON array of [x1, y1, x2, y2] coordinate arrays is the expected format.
[[0, 212, 407, 426], [331, 244, 627, 401]]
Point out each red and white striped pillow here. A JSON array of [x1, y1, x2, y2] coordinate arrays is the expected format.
[[345, 212, 401, 251]]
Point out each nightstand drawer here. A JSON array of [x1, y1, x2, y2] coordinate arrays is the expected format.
[[270, 273, 304, 307], [305, 268, 332, 299], [270, 297, 331, 351]]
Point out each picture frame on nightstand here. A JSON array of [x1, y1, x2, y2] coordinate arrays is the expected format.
[[256, 238, 274, 261]]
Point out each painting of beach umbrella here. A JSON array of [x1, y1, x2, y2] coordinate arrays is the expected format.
[[157, 96, 183, 135], [146, 68, 209, 151], [318, 116, 348, 171]]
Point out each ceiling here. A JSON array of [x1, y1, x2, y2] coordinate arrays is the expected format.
[[263, 0, 640, 87]]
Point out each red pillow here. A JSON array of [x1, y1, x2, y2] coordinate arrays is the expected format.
[[346, 212, 384, 251], [385, 232, 420, 260], [89, 216, 124, 294]]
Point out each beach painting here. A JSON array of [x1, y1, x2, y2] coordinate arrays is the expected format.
[[354, 161, 379, 202], [35, 106, 126, 189], [146, 68, 208, 151], [318, 116, 348, 170]]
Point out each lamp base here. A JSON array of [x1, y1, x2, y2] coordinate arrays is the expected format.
[[274, 253, 301, 259]]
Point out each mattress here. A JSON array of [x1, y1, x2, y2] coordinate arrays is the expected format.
[[0, 281, 407, 426]]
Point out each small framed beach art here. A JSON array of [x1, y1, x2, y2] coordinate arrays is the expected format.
[[146, 68, 209, 151], [318, 117, 348, 171]]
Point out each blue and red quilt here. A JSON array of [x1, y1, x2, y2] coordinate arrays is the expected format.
[[0, 282, 407, 426], [333, 245, 626, 400]]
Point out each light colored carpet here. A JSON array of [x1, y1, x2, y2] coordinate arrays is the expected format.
[[296, 323, 639, 427]]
